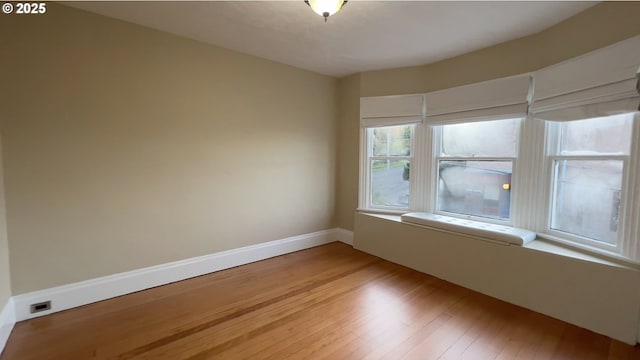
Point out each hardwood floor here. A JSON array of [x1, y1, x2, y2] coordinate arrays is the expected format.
[[2, 242, 639, 359]]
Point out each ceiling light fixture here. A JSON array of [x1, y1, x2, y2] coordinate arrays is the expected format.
[[305, 0, 347, 22]]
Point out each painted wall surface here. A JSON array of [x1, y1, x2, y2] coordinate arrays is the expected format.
[[354, 213, 640, 344], [335, 74, 360, 231], [0, 134, 10, 309], [360, 2, 640, 97], [0, 4, 337, 294]]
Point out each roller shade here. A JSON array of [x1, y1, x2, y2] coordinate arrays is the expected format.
[[424, 75, 531, 126], [531, 35, 640, 121], [360, 94, 424, 128]]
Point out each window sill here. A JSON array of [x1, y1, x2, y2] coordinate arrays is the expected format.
[[356, 208, 407, 216], [401, 212, 535, 246], [358, 211, 640, 270], [529, 235, 640, 269]]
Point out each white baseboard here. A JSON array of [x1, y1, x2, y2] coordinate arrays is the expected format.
[[13, 228, 347, 322], [335, 228, 354, 246], [0, 298, 16, 356]]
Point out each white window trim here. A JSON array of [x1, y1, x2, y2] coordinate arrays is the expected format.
[[359, 124, 416, 212], [533, 117, 637, 256], [431, 119, 523, 226], [624, 115, 640, 260], [358, 127, 370, 212], [545, 153, 628, 255]]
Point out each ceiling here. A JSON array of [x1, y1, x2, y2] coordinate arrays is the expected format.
[[65, 1, 597, 78]]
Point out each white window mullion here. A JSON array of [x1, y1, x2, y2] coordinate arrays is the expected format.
[[427, 125, 440, 213], [622, 114, 640, 260], [358, 128, 369, 210], [511, 117, 533, 229], [615, 156, 630, 256], [538, 121, 558, 233], [436, 157, 516, 162], [549, 155, 628, 162], [410, 123, 430, 212], [370, 156, 411, 161]]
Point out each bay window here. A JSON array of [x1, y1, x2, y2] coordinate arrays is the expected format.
[[359, 35, 640, 262]]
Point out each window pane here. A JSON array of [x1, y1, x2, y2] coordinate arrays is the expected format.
[[437, 160, 512, 220], [372, 125, 412, 157], [559, 114, 633, 156], [441, 119, 518, 157], [551, 159, 623, 245], [371, 160, 410, 207]]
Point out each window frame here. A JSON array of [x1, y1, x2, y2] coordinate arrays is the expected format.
[[536, 114, 639, 256], [360, 124, 416, 212], [358, 111, 640, 262], [431, 118, 523, 225]]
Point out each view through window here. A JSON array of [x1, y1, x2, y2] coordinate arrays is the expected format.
[[368, 125, 413, 208], [549, 114, 634, 245], [437, 119, 519, 221]]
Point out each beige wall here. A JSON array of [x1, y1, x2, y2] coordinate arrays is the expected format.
[[0, 134, 10, 310], [0, 4, 337, 294], [335, 74, 360, 231], [360, 2, 640, 97]]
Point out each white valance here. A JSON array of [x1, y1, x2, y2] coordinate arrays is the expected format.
[[424, 74, 531, 126], [360, 94, 424, 128], [531, 35, 640, 121]]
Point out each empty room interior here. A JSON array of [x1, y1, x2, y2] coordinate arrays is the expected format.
[[2, 1, 640, 359]]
